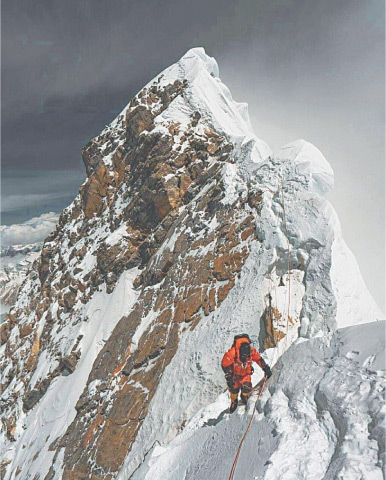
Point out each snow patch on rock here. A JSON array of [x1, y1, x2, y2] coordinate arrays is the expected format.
[[1, 268, 140, 480]]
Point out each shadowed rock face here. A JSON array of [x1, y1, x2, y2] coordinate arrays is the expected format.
[[1, 63, 263, 478]]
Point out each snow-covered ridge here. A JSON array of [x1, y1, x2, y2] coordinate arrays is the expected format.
[[131, 320, 385, 480], [1, 47, 384, 480], [105, 47, 272, 170]]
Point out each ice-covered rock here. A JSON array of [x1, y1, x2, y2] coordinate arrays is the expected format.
[[0, 48, 383, 480]]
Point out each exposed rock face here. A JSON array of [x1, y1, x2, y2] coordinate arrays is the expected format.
[[1, 48, 382, 480], [1, 49, 267, 479], [55, 201, 255, 478]]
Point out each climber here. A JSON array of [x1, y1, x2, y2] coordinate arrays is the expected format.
[[221, 334, 272, 413]]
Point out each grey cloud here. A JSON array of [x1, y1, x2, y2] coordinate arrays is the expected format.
[[0, 212, 59, 246], [2, 0, 384, 310]]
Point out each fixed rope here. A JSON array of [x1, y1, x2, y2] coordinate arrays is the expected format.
[[228, 376, 267, 480], [227, 182, 293, 480]]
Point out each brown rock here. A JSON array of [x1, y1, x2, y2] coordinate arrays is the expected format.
[[19, 324, 33, 338], [81, 161, 119, 219], [174, 300, 186, 323], [207, 140, 220, 155], [82, 140, 104, 176], [241, 225, 255, 241], [58, 290, 77, 310], [184, 288, 203, 320], [213, 254, 231, 281], [217, 280, 235, 303], [125, 105, 154, 140], [153, 189, 172, 218], [259, 306, 285, 350], [0, 322, 10, 345], [173, 234, 188, 254], [168, 123, 180, 136], [179, 173, 192, 198], [26, 331, 40, 372], [208, 288, 217, 313], [173, 153, 190, 168], [5, 417, 16, 441], [248, 190, 263, 209]]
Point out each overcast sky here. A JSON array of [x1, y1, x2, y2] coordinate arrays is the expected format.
[[1, 0, 384, 311]]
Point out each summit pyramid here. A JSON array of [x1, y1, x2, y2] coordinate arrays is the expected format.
[[1, 48, 383, 480]]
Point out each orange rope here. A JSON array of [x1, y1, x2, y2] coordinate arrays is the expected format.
[[228, 376, 267, 480]]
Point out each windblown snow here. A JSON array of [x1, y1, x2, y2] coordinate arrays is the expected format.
[[1, 48, 384, 480]]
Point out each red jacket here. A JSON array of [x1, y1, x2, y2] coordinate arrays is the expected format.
[[221, 337, 264, 379]]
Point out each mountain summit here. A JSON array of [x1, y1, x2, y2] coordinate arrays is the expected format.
[[1, 48, 384, 480]]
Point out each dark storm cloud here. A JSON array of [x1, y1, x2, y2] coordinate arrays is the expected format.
[[1, 0, 385, 309], [2, 0, 232, 118], [2, 0, 247, 171], [5, 0, 382, 170]]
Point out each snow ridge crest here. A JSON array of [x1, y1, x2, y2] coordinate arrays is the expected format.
[[1, 48, 384, 480]]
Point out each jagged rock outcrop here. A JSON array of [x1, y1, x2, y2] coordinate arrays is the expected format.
[[0, 48, 382, 480], [0, 49, 265, 479]]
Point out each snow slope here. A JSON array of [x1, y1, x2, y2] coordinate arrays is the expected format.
[[131, 320, 385, 480], [118, 131, 384, 477], [1, 48, 384, 480], [1, 268, 140, 479]]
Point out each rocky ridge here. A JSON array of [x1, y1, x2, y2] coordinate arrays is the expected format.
[[1, 49, 269, 478], [0, 48, 382, 480]]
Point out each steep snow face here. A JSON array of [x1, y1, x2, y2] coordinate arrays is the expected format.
[[177, 48, 272, 163], [130, 320, 385, 480], [1, 47, 384, 480], [275, 140, 334, 195], [118, 137, 383, 478]]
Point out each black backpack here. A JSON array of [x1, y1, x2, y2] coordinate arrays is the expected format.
[[239, 342, 251, 363]]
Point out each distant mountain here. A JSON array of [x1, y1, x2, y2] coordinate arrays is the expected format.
[[0, 213, 59, 315], [1, 48, 384, 480], [0, 243, 42, 314]]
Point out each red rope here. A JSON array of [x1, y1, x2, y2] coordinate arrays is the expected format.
[[228, 376, 267, 480]]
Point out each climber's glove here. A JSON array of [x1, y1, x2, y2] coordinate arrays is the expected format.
[[222, 365, 233, 388], [263, 365, 272, 379], [260, 358, 272, 379]]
